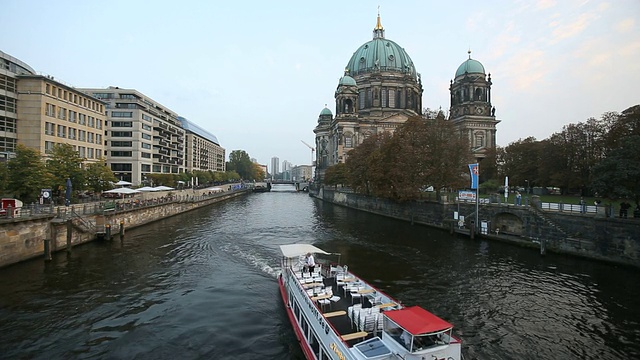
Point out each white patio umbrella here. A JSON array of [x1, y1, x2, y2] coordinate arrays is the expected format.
[[153, 186, 174, 191], [104, 187, 140, 195], [137, 186, 160, 192], [205, 187, 224, 192], [115, 180, 132, 187]]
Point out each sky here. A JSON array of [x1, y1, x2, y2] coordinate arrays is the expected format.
[[3, 0, 639, 167]]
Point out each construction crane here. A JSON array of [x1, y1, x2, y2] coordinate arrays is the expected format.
[[301, 140, 315, 166]]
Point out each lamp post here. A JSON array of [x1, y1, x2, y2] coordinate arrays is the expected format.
[[525, 179, 529, 205]]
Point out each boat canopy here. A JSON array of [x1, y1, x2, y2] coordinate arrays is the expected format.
[[385, 306, 453, 335], [279, 244, 332, 259]]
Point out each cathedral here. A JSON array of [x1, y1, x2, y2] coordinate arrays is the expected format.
[[313, 14, 500, 179]]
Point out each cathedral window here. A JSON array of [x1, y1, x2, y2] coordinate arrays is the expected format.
[[367, 89, 372, 107], [359, 90, 365, 109], [388, 89, 395, 108], [475, 88, 484, 101], [345, 136, 353, 148], [381, 89, 387, 107], [475, 133, 485, 148]]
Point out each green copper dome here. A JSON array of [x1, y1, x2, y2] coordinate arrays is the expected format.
[[455, 57, 485, 77], [339, 75, 357, 86], [319, 107, 333, 116], [345, 15, 416, 77]]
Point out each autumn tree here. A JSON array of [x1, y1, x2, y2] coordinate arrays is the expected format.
[[323, 163, 348, 187]]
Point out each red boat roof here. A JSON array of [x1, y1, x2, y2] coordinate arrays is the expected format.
[[384, 306, 453, 335]]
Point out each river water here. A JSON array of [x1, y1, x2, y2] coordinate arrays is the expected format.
[[0, 186, 639, 359]]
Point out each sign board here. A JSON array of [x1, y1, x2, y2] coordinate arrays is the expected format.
[[458, 191, 476, 201]]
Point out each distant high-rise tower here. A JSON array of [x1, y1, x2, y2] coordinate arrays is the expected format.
[[270, 156, 279, 179]]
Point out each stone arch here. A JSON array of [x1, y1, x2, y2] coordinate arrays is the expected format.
[[492, 212, 524, 236]]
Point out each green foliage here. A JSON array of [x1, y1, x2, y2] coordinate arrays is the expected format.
[[0, 161, 8, 195], [46, 144, 86, 199], [344, 115, 473, 201], [227, 150, 259, 180], [85, 160, 117, 192], [591, 135, 640, 204], [324, 163, 348, 186], [7, 144, 52, 203]]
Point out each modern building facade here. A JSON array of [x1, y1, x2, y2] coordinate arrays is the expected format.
[[292, 165, 312, 182], [81, 87, 186, 184], [178, 116, 225, 173], [313, 15, 500, 178], [270, 156, 279, 179], [1, 50, 36, 160], [17, 76, 106, 162]]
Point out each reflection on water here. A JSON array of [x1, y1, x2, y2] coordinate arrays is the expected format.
[[0, 192, 638, 359]]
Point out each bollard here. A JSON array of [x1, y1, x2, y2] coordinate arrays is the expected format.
[[66, 220, 73, 253], [119, 221, 125, 240], [449, 220, 454, 235], [44, 239, 52, 261], [105, 224, 111, 240], [470, 222, 475, 240]]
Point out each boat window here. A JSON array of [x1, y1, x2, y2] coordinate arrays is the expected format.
[[412, 331, 450, 351], [383, 318, 413, 351]]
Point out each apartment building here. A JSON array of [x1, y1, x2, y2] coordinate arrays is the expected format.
[[178, 116, 225, 172], [292, 165, 312, 182], [81, 87, 185, 184]]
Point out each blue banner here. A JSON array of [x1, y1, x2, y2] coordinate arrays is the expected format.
[[469, 163, 479, 189]]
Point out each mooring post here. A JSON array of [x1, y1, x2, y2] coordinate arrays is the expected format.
[[119, 221, 125, 240], [470, 222, 475, 240], [44, 239, 52, 261], [449, 220, 454, 235], [105, 224, 111, 240], [66, 220, 73, 253], [540, 238, 546, 255]]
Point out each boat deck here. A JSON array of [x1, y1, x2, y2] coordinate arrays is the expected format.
[[294, 266, 400, 346]]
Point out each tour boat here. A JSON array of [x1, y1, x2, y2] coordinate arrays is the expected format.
[[278, 244, 463, 360]]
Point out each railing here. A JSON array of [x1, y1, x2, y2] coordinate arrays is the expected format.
[[539, 202, 597, 214]]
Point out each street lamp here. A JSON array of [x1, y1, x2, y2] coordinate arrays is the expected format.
[[525, 179, 529, 205]]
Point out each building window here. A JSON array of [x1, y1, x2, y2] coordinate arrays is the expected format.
[[111, 151, 132, 157], [88, 148, 94, 159], [46, 103, 55, 117], [45, 122, 55, 135], [142, 143, 151, 149], [58, 107, 66, 120], [388, 89, 395, 108], [344, 136, 353, 148], [111, 121, 133, 127], [112, 131, 133, 137], [141, 133, 151, 140], [475, 133, 484, 148], [381, 89, 387, 107], [142, 114, 152, 122], [79, 130, 86, 141], [88, 117, 95, 127], [142, 124, 151, 131], [0, 96, 16, 113], [88, 133, 94, 143], [68, 111, 76, 123], [69, 128, 77, 140], [141, 152, 151, 158], [111, 163, 132, 171], [45, 141, 55, 153], [111, 141, 133, 147], [78, 146, 86, 158], [111, 111, 133, 118], [57, 125, 66, 138]]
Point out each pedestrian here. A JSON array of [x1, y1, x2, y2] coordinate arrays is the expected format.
[[516, 191, 522, 206], [580, 197, 586, 213], [305, 252, 315, 274]]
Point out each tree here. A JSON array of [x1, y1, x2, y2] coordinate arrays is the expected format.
[[227, 150, 254, 180], [501, 137, 543, 191], [85, 160, 117, 193], [252, 163, 265, 181], [0, 161, 8, 195], [591, 135, 640, 205], [324, 163, 348, 187], [7, 145, 52, 203], [46, 144, 85, 201]]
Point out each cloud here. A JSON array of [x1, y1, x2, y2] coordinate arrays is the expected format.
[[536, 0, 556, 10], [549, 12, 598, 44], [486, 21, 521, 60], [499, 49, 550, 91], [615, 18, 635, 33]]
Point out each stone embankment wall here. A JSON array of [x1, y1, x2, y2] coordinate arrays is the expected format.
[[312, 188, 640, 268], [0, 190, 248, 268]]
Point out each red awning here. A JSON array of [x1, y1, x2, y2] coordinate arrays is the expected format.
[[384, 306, 453, 335]]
